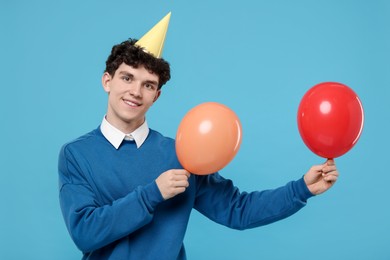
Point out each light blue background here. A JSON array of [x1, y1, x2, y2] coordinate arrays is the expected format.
[[1, 0, 389, 259]]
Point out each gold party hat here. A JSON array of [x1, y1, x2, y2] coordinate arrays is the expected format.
[[135, 12, 171, 58]]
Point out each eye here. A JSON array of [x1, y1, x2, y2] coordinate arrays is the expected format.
[[121, 76, 132, 82], [144, 83, 157, 90]]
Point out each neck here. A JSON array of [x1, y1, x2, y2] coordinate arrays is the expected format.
[[105, 114, 145, 134]]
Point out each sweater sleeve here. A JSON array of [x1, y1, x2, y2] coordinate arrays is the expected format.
[[194, 173, 314, 230], [58, 144, 164, 253]]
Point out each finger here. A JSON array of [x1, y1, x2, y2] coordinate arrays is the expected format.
[[184, 170, 191, 177], [174, 187, 186, 194], [311, 165, 324, 173], [173, 174, 190, 182], [322, 165, 337, 173], [322, 169, 338, 178], [326, 159, 335, 166], [174, 180, 189, 188], [324, 174, 338, 183], [322, 169, 339, 177], [175, 169, 191, 177]]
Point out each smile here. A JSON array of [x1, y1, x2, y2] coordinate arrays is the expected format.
[[123, 99, 141, 107]]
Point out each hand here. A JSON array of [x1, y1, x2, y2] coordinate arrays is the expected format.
[[155, 169, 190, 200], [304, 159, 339, 195]]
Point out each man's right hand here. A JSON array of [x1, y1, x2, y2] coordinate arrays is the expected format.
[[155, 169, 190, 200]]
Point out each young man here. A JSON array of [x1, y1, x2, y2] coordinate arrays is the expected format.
[[58, 16, 338, 260]]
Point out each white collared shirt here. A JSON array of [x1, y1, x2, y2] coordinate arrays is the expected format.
[[100, 116, 149, 149]]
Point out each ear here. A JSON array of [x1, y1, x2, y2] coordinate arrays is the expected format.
[[102, 72, 112, 93], [153, 90, 162, 103]]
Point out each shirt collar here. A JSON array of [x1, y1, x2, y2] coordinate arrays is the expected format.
[[100, 116, 149, 149]]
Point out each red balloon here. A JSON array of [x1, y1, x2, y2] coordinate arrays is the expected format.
[[297, 82, 364, 158], [176, 102, 242, 175]]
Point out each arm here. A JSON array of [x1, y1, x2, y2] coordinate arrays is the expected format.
[[58, 145, 164, 253], [193, 173, 314, 230], [193, 160, 339, 230]]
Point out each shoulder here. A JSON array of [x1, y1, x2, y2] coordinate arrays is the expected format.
[[148, 128, 175, 145], [60, 127, 103, 155], [145, 129, 178, 158]]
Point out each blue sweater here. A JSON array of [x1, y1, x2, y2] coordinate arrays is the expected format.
[[58, 127, 313, 259]]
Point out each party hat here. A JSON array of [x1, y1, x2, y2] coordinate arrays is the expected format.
[[135, 12, 171, 58]]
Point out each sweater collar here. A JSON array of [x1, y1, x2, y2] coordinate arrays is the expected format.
[[100, 116, 149, 149]]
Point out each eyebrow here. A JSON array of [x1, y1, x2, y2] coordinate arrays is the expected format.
[[118, 71, 134, 78], [118, 71, 159, 86], [144, 79, 159, 86]]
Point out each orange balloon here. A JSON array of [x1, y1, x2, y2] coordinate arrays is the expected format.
[[176, 102, 242, 175]]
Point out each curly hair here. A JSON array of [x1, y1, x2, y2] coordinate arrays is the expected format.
[[104, 39, 171, 89]]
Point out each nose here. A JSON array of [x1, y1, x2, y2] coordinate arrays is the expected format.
[[129, 82, 142, 97]]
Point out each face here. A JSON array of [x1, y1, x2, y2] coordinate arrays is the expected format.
[[102, 63, 161, 133]]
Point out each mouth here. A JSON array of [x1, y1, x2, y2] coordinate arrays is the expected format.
[[123, 98, 141, 107]]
